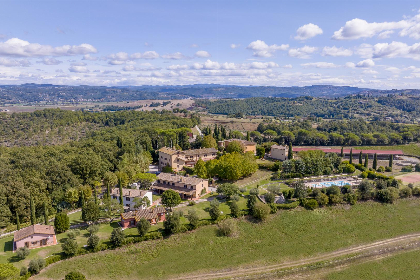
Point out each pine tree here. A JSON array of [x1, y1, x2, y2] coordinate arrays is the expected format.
[[349, 148, 353, 164], [16, 212, 20, 230], [359, 151, 363, 165], [389, 155, 393, 168], [340, 147, 344, 157], [30, 194, 36, 225], [44, 203, 48, 225], [373, 153, 378, 170], [364, 154, 369, 168], [288, 143, 293, 160]]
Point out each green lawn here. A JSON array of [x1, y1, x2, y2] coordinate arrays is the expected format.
[[36, 199, 420, 280], [325, 249, 420, 280], [352, 144, 420, 157]]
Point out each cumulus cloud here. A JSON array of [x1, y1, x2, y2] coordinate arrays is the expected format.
[[357, 41, 420, 60], [288, 46, 317, 59], [0, 58, 31, 67], [247, 40, 289, 57], [333, 11, 420, 40], [294, 23, 323, 40], [162, 52, 187, 60], [37, 58, 63, 65], [0, 38, 97, 57], [356, 59, 375, 68], [249, 62, 279, 69], [322, 46, 353, 57], [230, 44, 240, 49], [69, 65, 89, 73], [283, 64, 293, 68], [301, 62, 338, 68], [167, 64, 189, 70], [82, 54, 98, 61], [195, 50, 211, 58], [122, 63, 161, 72], [108, 51, 159, 65], [345, 62, 356, 68]]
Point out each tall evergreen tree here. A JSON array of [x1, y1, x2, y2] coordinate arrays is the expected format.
[[16, 212, 20, 230], [349, 148, 353, 164], [373, 153, 378, 170], [340, 147, 344, 157], [288, 143, 293, 160], [119, 182, 124, 206], [359, 151, 363, 165], [246, 131, 250, 141], [43, 202, 48, 225], [389, 155, 393, 168], [94, 188, 98, 204], [364, 154, 369, 168], [30, 194, 36, 225]]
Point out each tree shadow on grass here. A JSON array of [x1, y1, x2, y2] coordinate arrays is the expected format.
[[7, 255, 22, 263], [3, 239, 13, 252]]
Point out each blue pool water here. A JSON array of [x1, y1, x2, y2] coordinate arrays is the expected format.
[[311, 181, 350, 188]]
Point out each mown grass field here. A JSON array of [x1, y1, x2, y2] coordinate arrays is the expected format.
[[35, 199, 420, 280], [325, 248, 420, 280]]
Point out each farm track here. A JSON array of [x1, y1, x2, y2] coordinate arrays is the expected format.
[[173, 232, 420, 280]]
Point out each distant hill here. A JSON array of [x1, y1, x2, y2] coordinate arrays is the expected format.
[[0, 84, 420, 103]]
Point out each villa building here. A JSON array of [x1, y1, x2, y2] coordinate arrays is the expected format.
[[152, 173, 208, 200], [13, 224, 57, 251], [270, 145, 288, 161], [158, 147, 217, 171], [110, 188, 153, 211], [120, 207, 166, 228]]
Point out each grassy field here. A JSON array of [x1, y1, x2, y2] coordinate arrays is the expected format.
[[35, 199, 420, 280], [324, 248, 420, 280], [352, 144, 420, 157]]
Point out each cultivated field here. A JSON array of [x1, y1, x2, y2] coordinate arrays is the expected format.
[[199, 114, 267, 132], [35, 199, 420, 280]]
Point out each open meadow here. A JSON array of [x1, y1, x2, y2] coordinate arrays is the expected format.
[[35, 199, 420, 280]]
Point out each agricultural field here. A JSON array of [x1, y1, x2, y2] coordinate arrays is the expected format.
[[199, 114, 268, 132], [35, 199, 420, 280]]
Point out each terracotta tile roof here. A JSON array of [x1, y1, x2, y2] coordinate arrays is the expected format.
[[157, 173, 206, 186], [158, 147, 179, 155], [153, 184, 196, 194], [14, 224, 55, 242], [121, 207, 166, 221], [111, 188, 148, 198], [182, 148, 217, 156]]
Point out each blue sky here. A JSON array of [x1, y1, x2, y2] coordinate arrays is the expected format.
[[1, 0, 420, 88]]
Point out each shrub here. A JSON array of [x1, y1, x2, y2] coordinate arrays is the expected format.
[[408, 183, 414, 189], [188, 200, 196, 206], [304, 199, 319, 210], [267, 185, 281, 195], [45, 255, 62, 266], [163, 212, 181, 234], [376, 187, 400, 203], [217, 219, 239, 237], [269, 203, 277, 214], [136, 218, 151, 237], [412, 187, 420, 196], [62, 238, 78, 256], [401, 166, 413, 172], [16, 246, 30, 259], [187, 209, 199, 229], [315, 192, 329, 206], [249, 188, 259, 196], [377, 166, 385, 172], [360, 171, 368, 179], [399, 187, 412, 198], [67, 229, 80, 240], [252, 203, 270, 221], [229, 201, 241, 218], [385, 166, 392, 172], [54, 212, 70, 234], [28, 258, 45, 275], [416, 163, 420, 172], [264, 192, 275, 204], [20, 266, 28, 276], [110, 228, 125, 247], [329, 194, 342, 205], [87, 234, 99, 249], [208, 200, 221, 220], [343, 193, 358, 205], [87, 224, 100, 235], [65, 271, 87, 280]]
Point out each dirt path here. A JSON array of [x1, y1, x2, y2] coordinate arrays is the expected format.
[[172, 232, 420, 280]]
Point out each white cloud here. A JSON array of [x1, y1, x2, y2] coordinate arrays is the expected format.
[[0, 58, 31, 67], [322, 46, 353, 57], [190, 44, 198, 48], [82, 54, 98, 61], [230, 44, 240, 49], [249, 62, 279, 69], [37, 58, 63, 65], [385, 67, 400, 73], [139, 51, 159, 59], [294, 23, 323, 40], [247, 40, 289, 57], [162, 52, 187, 60], [356, 59, 375, 68], [362, 69, 378, 74], [283, 64, 293, 68], [0, 38, 97, 57], [333, 11, 420, 40], [108, 51, 159, 65], [167, 64, 189, 71], [195, 50, 211, 58], [71, 62, 87, 66], [288, 46, 317, 59], [301, 62, 338, 68], [122, 63, 161, 72], [357, 41, 420, 60], [69, 65, 89, 73], [345, 62, 356, 68]]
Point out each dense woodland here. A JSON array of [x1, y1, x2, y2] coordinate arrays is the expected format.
[[196, 94, 420, 121]]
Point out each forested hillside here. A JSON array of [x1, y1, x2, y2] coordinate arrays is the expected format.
[[0, 109, 199, 228]]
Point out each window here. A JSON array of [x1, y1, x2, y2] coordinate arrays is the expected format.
[[126, 204, 130, 207], [204, 154, 207, 157], [126, 197, 130, 201], [172, 183, 175, 186], [157, 180, 160, 183], [184, 184, 187, 188]]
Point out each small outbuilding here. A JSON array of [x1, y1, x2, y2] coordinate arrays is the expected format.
[[13, 224, 57, 251]]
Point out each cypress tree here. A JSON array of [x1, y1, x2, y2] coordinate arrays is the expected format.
[[106, 185, 110, 200], [30, 194, 36, 225], [340, 147, 344, 157], [246, 131, 250, 141], [80, 191, 85, 207], [16, 212, 20, 230], [94, 188, 98, 204], [119, 180, 124, 206], [389, 155, 393, 168], [44, 202, 48, 225], [288, 143, 293, 160], [364, 154, 369, 168], [373, 153, 378, 170], [349, 148, 353, 164], [359, 151, 363, 165]]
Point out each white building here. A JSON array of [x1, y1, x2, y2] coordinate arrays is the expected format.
[[110, 188, 153, 211], [270, 145, 288, 161]]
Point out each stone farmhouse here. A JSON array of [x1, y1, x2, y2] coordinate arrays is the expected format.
[[158, 147, 217, 172], [152, 173, 208, 200], [13, 224, 57, 251], [110, 188, 153, 211], [120, 207, 166, 228], [217, 139, 257, 154], [270, 145, 288, 161]]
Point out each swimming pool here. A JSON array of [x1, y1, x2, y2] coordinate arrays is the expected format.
[[310, 180, 351, 188]]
